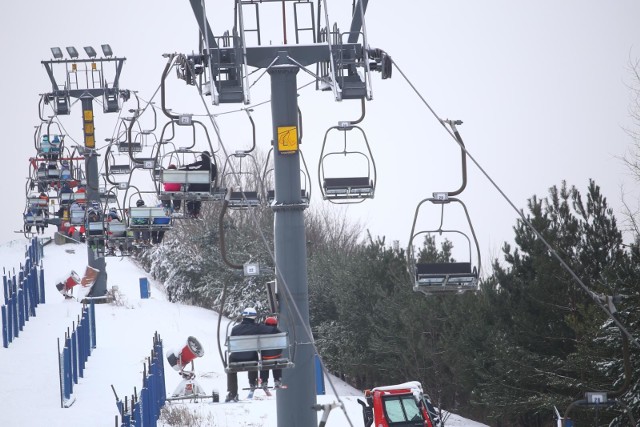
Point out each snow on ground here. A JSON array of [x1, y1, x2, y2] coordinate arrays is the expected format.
[[0, 237, 487, 426]]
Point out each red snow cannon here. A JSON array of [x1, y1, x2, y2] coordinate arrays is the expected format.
[[167, 336, 204, 371]]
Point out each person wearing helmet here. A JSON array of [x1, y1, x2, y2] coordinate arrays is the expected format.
[[132, 199, 150, 244], [162, 164, 182, 213], [183, 151, 217, 218], [259, 316, 283, 390], [107, 207, 120, 221], [225, 307, 273, 402]]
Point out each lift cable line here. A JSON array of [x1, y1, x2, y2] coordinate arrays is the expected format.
[[390, 56, 640, 350]]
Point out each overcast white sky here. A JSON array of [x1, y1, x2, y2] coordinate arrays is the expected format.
[[1, 1, 639, 274]]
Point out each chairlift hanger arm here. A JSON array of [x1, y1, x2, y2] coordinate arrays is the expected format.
[[242, 109, 256, 154], [347, 0, 370, 44], [439, 119, 467, 197], [158, 121, 177, 147], [188, 0, 218, 50], [126, 109, 145, 165], [160, 55, 180, 121], [38, 95, 46, 122]]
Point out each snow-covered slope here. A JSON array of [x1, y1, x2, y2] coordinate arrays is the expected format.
[[0, 238, 487, 427]]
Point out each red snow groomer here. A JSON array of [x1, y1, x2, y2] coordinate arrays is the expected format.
[[358, 381, 443, 427]]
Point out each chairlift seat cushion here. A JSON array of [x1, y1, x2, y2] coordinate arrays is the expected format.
[[129, 207, 170, 227], [70, 210, 85, 224], [162, 169, 211, 185], [110, 165, 131, 174], [107, 221, 126, 237], [416, 262, 472, 275], [87, 222, 104, 232], [323, 177, 374, 197], [226, 332, 288, 353], [118, 142, 142, 153], [324, 177, 371, 189], [229, 191, 260, 207], [29, 197, 47, 207], [153, 216, 171, 225], [225, 332, 292, 373]]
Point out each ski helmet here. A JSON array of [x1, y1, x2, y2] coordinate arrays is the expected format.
[[265, 316, 278, 326], [242, 307, 257, 319]]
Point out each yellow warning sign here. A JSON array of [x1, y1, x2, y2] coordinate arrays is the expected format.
[[277, 126, 298, 153], [85, 135, 95, 148], [83, 110, 93, 121]]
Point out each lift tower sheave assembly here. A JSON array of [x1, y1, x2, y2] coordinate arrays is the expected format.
[[41, 45, 128, 298], [185, 1, 382, 425]]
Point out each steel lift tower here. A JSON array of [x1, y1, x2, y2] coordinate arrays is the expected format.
[[42, 45, 128, 298], [183, 1, 383, 425]]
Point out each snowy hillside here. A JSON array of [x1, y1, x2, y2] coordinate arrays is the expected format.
[[0, 238, 487, 427]]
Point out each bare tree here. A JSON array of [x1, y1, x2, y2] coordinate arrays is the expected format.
[[621, 58, 640, 237]]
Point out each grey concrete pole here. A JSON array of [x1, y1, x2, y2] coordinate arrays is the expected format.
[[269, 62, 318, 427], [80, 97, 107, 297]]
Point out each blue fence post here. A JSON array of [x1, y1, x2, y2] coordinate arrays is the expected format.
[[90, 300, 96, 349], [2, 272, 7, 305], [315, 354, 325, 395], [58, 338, 64, 408], [77, 320, 85, 379], [1, 306, 7, 348], [7, 295, 13, 345], [122, 400, 131, 427], [155, 335, 166, 411], [11, 275, 18, 339], [71, 326, 78, 385], [39, 263, 46, 304], [132, 394, 142, 427], [139, 277, 150, 299], [29, 261, 38, 316], [64, 340, 72, 400], [17, 289, 24, 333], [18, 268, 25, 326]]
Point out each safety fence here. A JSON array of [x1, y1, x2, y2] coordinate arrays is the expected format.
[[1, 238, 45, 348], [115, 332, 166, 427], [57, 300, 96, 408]]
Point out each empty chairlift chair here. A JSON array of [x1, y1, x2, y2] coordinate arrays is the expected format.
[[407, 196, 481, 296], [218, 151, 261, 209], [318, 122, 376, 204]]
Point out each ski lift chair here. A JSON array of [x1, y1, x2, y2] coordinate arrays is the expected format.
[[318, 122, 376, 204], [157, 149, 222, 204], [127, 203, 172, 246], [23, 209, 45, 233], [69, 205, 86, 226], [105, 215, 133, 257], [405, 119, 482, 295], [407, 196, 481, 296], [84, 202, 109, 257], [218, 151, 261, 209], [224, 332, 294, 374], [117, 141, 142, 153], [263, 148, 311, 205]]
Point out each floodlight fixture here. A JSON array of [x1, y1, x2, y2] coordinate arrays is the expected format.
[[101, 44, 113, 57], [66, 46, 79, 59], [51, 47, 63, 59], [84, 46, 97, 58]]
